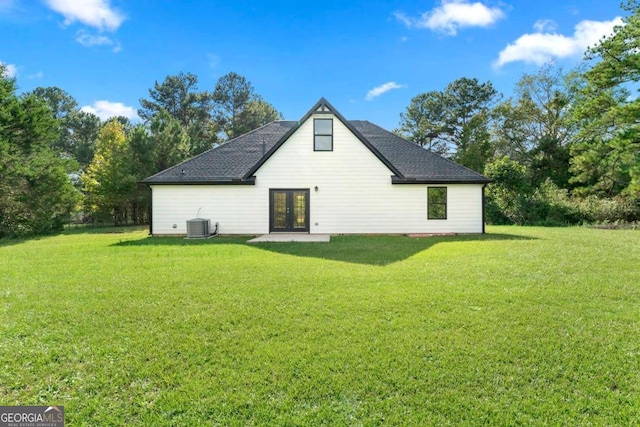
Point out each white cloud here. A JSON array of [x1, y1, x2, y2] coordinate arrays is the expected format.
[[366, 82, 405, 101], [1, 61, 17, 78], [533, 19, 557, 33], [28, 71, 44, 79], [76, 30, 112, 47], [394, 0, 505, 36], [574, 19, 623, 49], [44, 0, 125, 31], [76, 30, 121, 52], [81, 100, 138, 121], [495, 17, 623, 68], [394, 12, 413, 28]]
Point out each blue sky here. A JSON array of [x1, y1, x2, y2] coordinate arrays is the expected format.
[[0, 0, 625, 130]]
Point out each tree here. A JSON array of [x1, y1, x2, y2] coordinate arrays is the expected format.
[[569, 1, 640, 198], [106, 115, 133, 132], [490, 100, 530, 162], [234, 98, 283, 136], [30, 86, 78, 120], [397, 77, 499, 172], [66, 110, 102, 169], [82, 121, 136, 226], [129, 125, 155, 180], [491, 65, 576, 188], [396, 91, 449, 150], [212, 72, 282, 140], [0, 67, 79, 237], [29, 86, 103, 172], [212, 72, 253, 140], [138, 72, 216, 155], [128, 124, 155, 224], [149, 109, 190, 172], [484, 156, 534, 225], [29, 86, 79, 155]]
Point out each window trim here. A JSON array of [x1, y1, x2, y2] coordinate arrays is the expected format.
[[314, 118, 333, 151], [428, 187, 447, 220]]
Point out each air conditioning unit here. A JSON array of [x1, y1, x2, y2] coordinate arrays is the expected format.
[[186, 218, 211, 238]]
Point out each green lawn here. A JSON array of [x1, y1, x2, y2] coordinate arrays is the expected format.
[[1, 226, 639, 425]]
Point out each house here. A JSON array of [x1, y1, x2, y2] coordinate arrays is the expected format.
[[143, 98, 491, 235]]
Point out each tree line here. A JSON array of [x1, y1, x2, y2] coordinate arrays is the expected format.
[[0, 71, 281, 236], [396, 1, 639, 226]]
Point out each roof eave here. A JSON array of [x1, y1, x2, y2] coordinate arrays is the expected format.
[[391, 176, 492, 185], [143, 177, 256, 185]]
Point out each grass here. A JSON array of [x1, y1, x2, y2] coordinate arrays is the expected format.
[[1, 226, 639, 425]]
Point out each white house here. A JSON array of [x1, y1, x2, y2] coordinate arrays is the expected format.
[[143, 98, 490, 235]]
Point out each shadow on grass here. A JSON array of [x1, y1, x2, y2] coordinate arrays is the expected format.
[[114, 233, 535, 266], [0, 225, 148, 248], [62, 225, 148, 235], [253, 234, 535, 266], [114, 235, 252, 246], [0, 236, 42, 248]]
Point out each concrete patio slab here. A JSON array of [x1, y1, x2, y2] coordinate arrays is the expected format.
[[247, 234, 331, 243]]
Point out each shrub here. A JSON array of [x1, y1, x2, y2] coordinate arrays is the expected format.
[[531, 179, 582, 226], [484, 156, 640, 226], [484, 157, 533, 225], [574, 196, 640, 224]]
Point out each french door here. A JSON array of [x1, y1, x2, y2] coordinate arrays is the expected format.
[[270, 189, 310, 232]]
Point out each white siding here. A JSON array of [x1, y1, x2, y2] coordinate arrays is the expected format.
[[151, 185, 268, 235], [151, 114, 485, 235]]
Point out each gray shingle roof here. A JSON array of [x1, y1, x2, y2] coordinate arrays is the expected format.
[[142, 121, 297, 184], [143, 99, 490, 185], [350, 120, 490, 183]]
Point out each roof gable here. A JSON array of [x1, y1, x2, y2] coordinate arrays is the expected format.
[[244, 97, 403, 179]]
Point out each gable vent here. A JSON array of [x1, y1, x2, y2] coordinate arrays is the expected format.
[[186, 218, 211, 238]]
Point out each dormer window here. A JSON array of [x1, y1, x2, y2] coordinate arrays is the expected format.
[[314, 118, 333, 151]]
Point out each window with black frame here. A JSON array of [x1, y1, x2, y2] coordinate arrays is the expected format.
[[314, 118, 333, 151], [428, 187, 447, 219]]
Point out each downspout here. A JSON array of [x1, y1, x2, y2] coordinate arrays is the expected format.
[[148, 186, 153, 236], [482, 184, 486, 234]]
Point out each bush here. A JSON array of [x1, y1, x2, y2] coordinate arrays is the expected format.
[[531, 179, 583, 226], [574, 196, 640, 224], [484, 157, 534, 225], [485, 184, 640, 226], [484, 156, 640, 226]]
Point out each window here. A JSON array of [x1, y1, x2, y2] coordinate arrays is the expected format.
[[428, 187, 447, 219], [314, 118, 333, 151]]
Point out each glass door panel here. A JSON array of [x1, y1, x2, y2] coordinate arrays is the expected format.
[[292, 192, 307, 229], [272, 191, 288, 230]]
